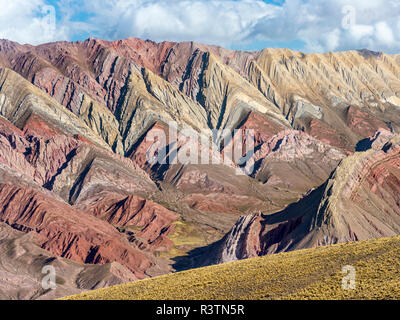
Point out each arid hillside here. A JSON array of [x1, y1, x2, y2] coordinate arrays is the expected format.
[[0, 37, 399, 299], [65, 235, 400, 300]]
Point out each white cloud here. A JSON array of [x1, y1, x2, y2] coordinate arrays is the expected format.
[[1, 0, 400, 53], [375, 21, 395, 46], [80, 0, 279, 47], [248, 0, 400, 52], [348, 25, 374, 42], [0, 0, 68, 44]]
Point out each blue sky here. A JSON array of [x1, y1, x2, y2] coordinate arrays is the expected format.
[[1, 0, 400, 53]]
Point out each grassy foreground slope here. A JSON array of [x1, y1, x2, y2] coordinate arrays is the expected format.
[[65, 236, 400, 300]]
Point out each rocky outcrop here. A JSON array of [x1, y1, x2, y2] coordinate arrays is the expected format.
[[0, 39, 209, 154], [307, 119, 350, 151], [77, 191, 178, 252], [356, 128, 395, 151], [213, 135, 400, 263], [243, 50, 400, 154], [0, 97, 155, 204], [249, 129, 347, 193], [0, 72, 174, 288], [0, 114, 79, 188], [346, 105, 390, 138], [0, 68, 111, 150], [0, 183, 153, 278], [2, 39, 400, 155], [2, 37, 400, 298], [0, 222, 137, 300]]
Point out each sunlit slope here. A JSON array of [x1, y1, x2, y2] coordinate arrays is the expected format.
[[65, 235, 400, 300]]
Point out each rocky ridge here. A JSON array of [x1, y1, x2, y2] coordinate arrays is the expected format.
[[213, 134, 400, 263], [0, 37, 400, 298]]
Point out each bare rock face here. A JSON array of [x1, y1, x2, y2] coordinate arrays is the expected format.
[[0, 114, 81, 188], [125, 115, 344, 215], [356, 128, 395, 151], [346, 105, 390, 138], [236, 111, 285, 147], [2, 38, 400, 154], [2, 37, 400, 298], [0, 70, 176, 296], [0, 183, 152, 278], [0, 94, 155, 203], [0, 39, 210, 154], [0, 67, 111, 151], [0, 222, 137, 300], [0, 116, 167, 280], [252, 129, 347, 193], [213, 135, 400, 263], [307, 119, 350, 151], [77, 191, 179, 252]]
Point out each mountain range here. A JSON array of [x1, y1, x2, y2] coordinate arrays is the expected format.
[[0, 37, 399, 299]]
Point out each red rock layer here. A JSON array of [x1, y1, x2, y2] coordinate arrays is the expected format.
[[78, 192, 178, 252], [346, 105, 389, 138], [307, 118, 349, 151], [213, 137, 400, 263], [0, 38, 255, 124], [0, 183, 151, 278], [0, 115, 78, 186], [0, 102, 172, 278]]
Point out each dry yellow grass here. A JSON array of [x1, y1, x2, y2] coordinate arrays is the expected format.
[[64, 236, 400, 300]]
